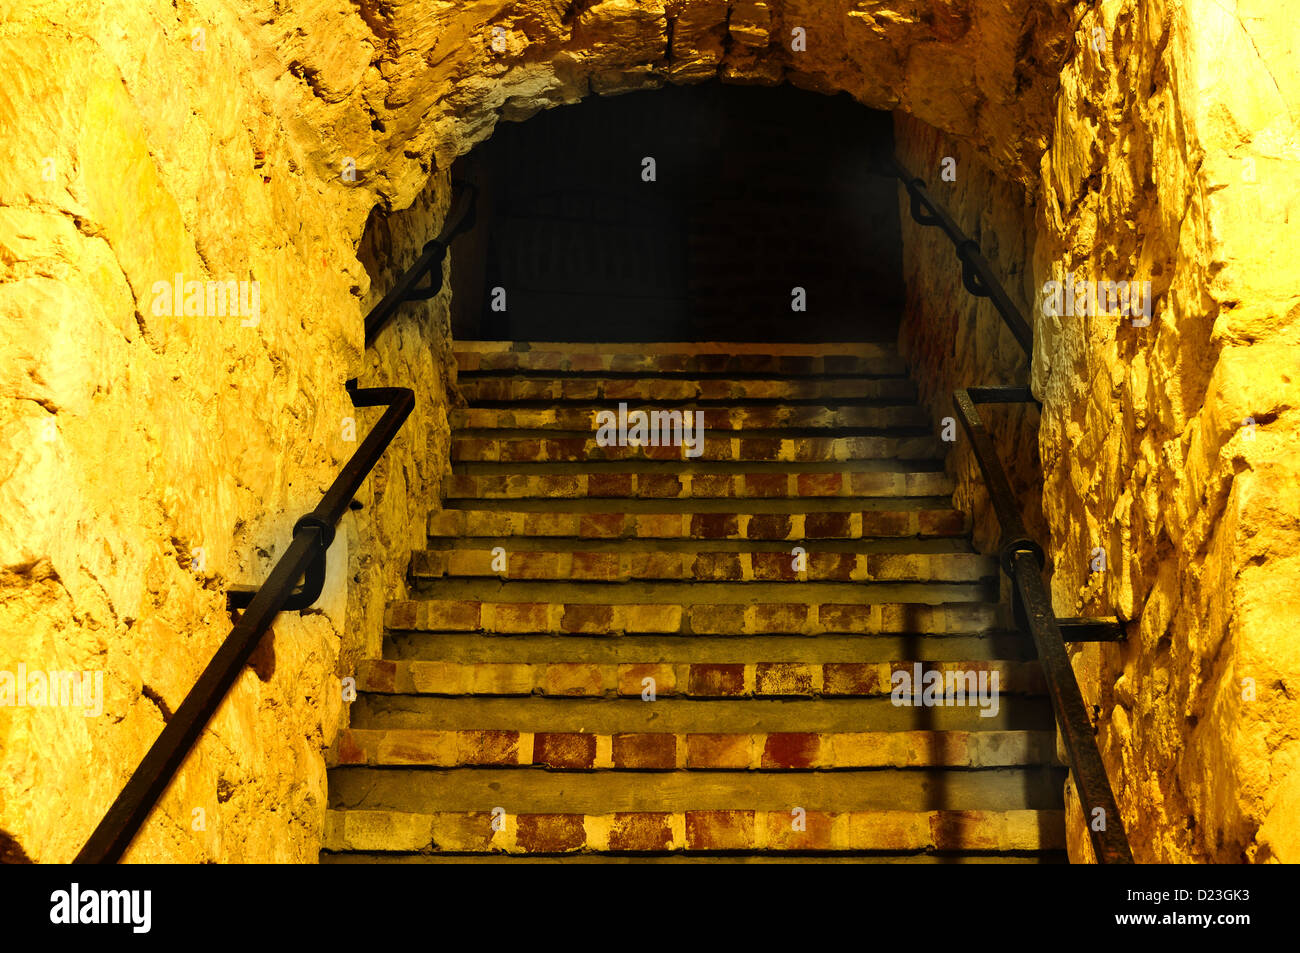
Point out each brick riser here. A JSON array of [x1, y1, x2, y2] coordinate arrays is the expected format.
[[323, 342, 1064, 862]]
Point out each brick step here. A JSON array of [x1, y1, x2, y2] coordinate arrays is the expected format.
[[454, 341, 902, 357], [451, 434, 945, 463], [451, 405, 931, 431], [445, 469, 953, 500], [322, 807, 1065, 855], [354, 658, 1042, 697], [382, 633, 1039, 664], [454, 344, 904, 377], [457, 376, 916, 404], [327, 765, 1067, 814], [411, 548, 995, 583], [322, 850, 1067, 864], [409, 577, 992, 603], [419, 536, 977, 554], [384, 599, 1000, 635], [332, 727, 1058, 769], [427, 505, 967, 540], [348, 695, 1050, 733]]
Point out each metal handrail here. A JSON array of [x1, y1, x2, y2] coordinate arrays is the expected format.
[[881, 155, 1034, 355], [878, 153, 1131, 860], [954, 388, 1133, 864], [365, 181, 478, 346], [76, 183, 477, 864]]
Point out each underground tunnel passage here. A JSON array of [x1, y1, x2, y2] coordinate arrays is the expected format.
[[3, 0, 1298, 891]]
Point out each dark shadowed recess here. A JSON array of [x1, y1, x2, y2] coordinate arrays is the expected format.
[[449, 82, 902, 343]]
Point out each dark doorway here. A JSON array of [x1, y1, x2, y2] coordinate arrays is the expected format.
[[450, 83, 902, 343]]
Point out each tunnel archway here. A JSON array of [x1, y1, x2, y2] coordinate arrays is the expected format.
[[448, 83, 904, 342]]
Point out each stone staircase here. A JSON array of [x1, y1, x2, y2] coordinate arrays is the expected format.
[[322, 341, 1066, 862]]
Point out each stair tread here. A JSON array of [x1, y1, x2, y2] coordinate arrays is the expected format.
[[383, 633, 1040, 663], [353, 657, 1042, 696], [348, 695, 1051, 732], [333, 727, 1057, 769], [327, 767, 1067, 813], [454, 341, 902, 356], [322, 806, 1064, 854]]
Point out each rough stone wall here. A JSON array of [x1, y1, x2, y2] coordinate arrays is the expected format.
[[897, 1, 1300, 864], [0, 4, 438, 862], [1036, 0, 1300, 863], [349, 175, 459, 673]]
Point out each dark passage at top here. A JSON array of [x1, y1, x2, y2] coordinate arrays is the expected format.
[[450, 83, 902, 343]]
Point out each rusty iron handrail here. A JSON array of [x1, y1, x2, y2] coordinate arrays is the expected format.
[[882, 156, 1034, 355], [954, 388, 1133, 864], [76, 184, 476, 864]]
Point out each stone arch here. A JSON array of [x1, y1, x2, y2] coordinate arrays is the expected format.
[[285, 1, 1076, 216]]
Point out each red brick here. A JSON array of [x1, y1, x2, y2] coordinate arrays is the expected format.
[[579, 513, 627, 538], [685, 735, 751, 769], [499, 439, 542, 462], [805, 512, 852, 538], [629, 551, 680, 578], [755, 662, 814, 696], [461, 730, 519, 766], [797, 473, 843, 496], [751, 603, 807, 632], [570, 551, 620, 580], [860, 510, 913, 536], [643, 444, 682, 461], [547, 438, 587, 459], [532, 732, 597, 769], [515, 814, 586, 853], [746, 514, 792, 539], [808, 552, 856, 580], [451, 438, 495, 462], [687, 663, 745, 696], [611, 733, 677, 769], [685, 811, 755, 850], [691, 552, 743, 581], [767, 809, 835, 850], [588, 473, 635, 497], [335, 730, 366, 765], [751, 551, 798, 580], [743, 473, 788, 497], [638, 474, 684, 498], [690, 513, 738, 539], [919, 509, 967, 535], [739, 438, 782, 461], [690, 474, 734, 498], [608, 812, 674, 852], [761, 732, 821, 768], [560, 603, 615, 634], [818, 604, 874, 632], [823, 663, 884, 695]]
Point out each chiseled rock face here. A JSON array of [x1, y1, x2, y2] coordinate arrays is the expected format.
[[899, 0, 1300, 863], [1035, 0, 1300, 864]]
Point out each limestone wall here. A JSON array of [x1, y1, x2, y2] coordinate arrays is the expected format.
[[0, 4, 446, 862], [898, 0, 1300, 864], [1036, 0, 1300, 863]]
